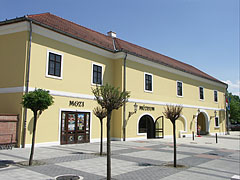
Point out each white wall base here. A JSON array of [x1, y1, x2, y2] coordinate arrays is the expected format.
[[90, 138, 107, 143], [25, 141, 60, 148], [209, 132, 226, 136]]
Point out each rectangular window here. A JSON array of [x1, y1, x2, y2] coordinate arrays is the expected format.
[[214, 90, 218, 102], [215, 117, 219, 127], [92, 64, 102, 85], [46, 51, 63, 79], [48, 52, 62, 77], [177, 81, 183, 96], [144, 73, 153, 92], [199, 87, 204, 100]]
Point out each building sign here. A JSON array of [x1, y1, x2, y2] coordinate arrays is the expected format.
[[139, 105, 155, 111], [69, 100, 84, 107]]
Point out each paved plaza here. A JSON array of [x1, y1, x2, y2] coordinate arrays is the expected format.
[[0, 132, 239, 180]]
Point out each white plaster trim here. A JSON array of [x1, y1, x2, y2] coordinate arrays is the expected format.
[[209, 132, 225, 136], [91, 62, 103, 86], [195, 109, 210, 134], [179, 115, 187, 138], [144, 72, 153, 93], [46, 50, 64, 80], [0, 86, 225, 112], [137, 113, 155, 136], [25, 141, 59, 148], [0, 86, 25, 93], [129, 98, 225, 111], [0, 21, 28, 35], [58, 108, 92, 144], [163, 135, 173, 139], [179, 134, 192, 138], [90, 138, 107, 143]]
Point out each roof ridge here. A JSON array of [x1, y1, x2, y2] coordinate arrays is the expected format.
[[26, 12, 50, 18], [30, 13, 111, 40]]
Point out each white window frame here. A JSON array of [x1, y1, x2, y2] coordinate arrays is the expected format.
[[214, 90, 218, 102], [176, 81, 183, 97], [214, 116, 220, 128], [144, 72, 153, 93], [91, 62, 103, 86], [199, 86, 204, 101], [46, 50, 63, 80]]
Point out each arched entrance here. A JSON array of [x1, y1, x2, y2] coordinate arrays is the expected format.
[[138, 115, 155, 138], [197, 112, 208, 135]]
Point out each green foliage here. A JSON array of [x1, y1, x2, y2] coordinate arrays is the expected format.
[[92, 83, 130, 112], [227, 92, 240, 124], [21, 89, 54, 112]]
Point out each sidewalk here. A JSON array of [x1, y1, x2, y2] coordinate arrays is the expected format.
[[0, 132, 239, 180]]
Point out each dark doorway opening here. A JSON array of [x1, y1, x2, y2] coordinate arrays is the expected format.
[[197, 112, 208, 135], [138, 115, 155, 138]]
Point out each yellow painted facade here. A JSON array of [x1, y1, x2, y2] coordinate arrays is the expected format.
[[0, 20, 227, 148]]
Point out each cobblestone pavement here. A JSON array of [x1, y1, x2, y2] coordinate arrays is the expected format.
[[0, 132, 239, 180]]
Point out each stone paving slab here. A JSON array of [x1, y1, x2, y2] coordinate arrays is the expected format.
[[0, 133, 239, 180], [56, 157, 146, 177], [0, 167, 52, 180], [122, 150, 190, 162]]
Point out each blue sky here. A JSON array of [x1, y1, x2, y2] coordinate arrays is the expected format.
[[1, 0, 239, 95]]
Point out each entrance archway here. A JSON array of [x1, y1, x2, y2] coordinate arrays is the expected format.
[[197, 112, 208, 135], [138, 115, 155, 138]]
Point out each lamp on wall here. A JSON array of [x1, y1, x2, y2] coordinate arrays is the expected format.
[[193, 109, 200, 118], [128, 103, 138, 119], [210, 110, 217, 119]]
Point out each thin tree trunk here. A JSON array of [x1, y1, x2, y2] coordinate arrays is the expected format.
[[29, 111, 37, 166], [107, 111, 112, 180], [173, 121, 177, 167], [100, 118, 103, 156], [123, 120, 126, 141]]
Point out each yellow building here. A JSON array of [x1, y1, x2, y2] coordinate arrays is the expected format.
[[0, 13, 227, 148]]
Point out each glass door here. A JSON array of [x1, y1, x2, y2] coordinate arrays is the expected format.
[[61, 111, 90, 145]]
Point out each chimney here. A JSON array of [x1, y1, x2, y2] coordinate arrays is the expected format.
[[107, 31, 116, 38]]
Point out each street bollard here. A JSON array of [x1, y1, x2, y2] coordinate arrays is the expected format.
[[216, 133, 218, 143], [192, 131, 194, 141]]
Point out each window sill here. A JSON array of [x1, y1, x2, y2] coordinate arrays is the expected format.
[[46, 74, 62, 80], [214, 126, 220, 129], [144, 90, 153, 93]]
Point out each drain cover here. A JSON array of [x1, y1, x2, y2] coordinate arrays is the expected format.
[[55, 175, 83, 180]]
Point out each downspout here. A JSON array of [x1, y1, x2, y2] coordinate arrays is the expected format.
[[123, 52, 127, 141], [22, 20, 32, 148]]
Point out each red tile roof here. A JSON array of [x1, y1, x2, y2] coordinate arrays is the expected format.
[[25, 13, 224, 85]]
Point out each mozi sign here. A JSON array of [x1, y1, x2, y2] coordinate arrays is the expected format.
[[69, 101, 84, 107]]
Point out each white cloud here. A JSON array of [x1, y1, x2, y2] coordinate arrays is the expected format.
[[222, 80, 240, 96]]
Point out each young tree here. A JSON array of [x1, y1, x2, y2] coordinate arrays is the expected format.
[[163, 105, 183, 167], [93, 106, 107, 156], [92, 84, 130, 180], [21, 89, 54, 166]]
